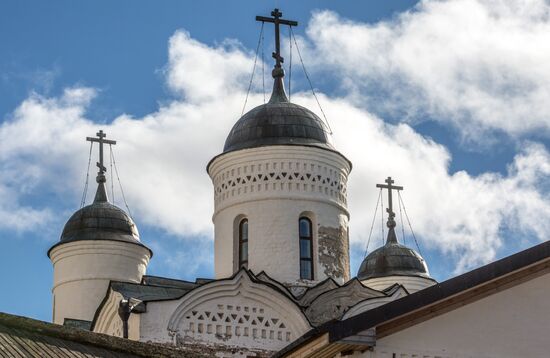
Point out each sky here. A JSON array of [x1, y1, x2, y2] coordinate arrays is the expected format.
[[1, 0, 550, 322]]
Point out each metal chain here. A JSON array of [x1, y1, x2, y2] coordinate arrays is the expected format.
[[80, 141, 94, 208], [380, 187, 385, 245], [110, 147, 133, 220], [364, 189, 383, 258], [290, 27, 333, 134], [261, 25, 266, 104], [398, 190, 406, 245], [288, 25, 292, 101], [398, 191, 423, 256], [242, 22, 264, 116], [109, 144, 115, 204]]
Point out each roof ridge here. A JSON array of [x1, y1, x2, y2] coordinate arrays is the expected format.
[[0, 311, 200, 357]]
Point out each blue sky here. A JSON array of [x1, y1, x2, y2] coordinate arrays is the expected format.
[[2, 0, 550, 322]]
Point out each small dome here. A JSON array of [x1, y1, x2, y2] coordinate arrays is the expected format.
[[223, 72, 333, 153], [357, 240, 430, 280], [60, 201, 140, 244], [49, 182, 151, 256]]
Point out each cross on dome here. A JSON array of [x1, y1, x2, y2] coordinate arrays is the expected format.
[[86, 130, 116, 183], [86, 130, 116, 203], [376, 177, 403, 243], [256, 8, 298, 76]]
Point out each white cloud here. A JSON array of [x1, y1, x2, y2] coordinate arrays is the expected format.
[[305, 0, 550, 141], [1, 7, 550, 274], [0, 183, 53, 233], [290, 94, 550, 272], [166, 31, 255, 102]]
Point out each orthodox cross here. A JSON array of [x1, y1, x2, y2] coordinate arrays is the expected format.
[[86, 130, 116, 180], [256, 8, 298, 69], [376, 176, 403, 227]]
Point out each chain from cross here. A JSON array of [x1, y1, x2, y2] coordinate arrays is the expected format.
[[376, 177, 403, 228], [86, 130, 116, 182], [256, 8, 298, 70]]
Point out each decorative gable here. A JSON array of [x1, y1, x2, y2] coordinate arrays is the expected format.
[[167, 270, 311, 352]]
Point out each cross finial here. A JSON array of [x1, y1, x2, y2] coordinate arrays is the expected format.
[[376, 177, 404, 243], [86, 130, 116, 184], [256, 8, 298, 77]]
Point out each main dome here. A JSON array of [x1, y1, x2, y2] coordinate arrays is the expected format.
[[223, 73, 334, 153]]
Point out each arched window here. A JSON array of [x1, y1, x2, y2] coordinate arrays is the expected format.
[[239, 219, 249, 268], [299, 217, 313, 280]]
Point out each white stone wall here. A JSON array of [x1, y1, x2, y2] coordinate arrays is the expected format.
[[93, 289, 141, 341], [208, 146, 351, 286], [361, 275, 436, 294], [352, 271, 550, 358], [49, 240, 150, 324], [140, 271, 311, 352]]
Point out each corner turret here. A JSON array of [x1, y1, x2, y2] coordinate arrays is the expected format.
[[49, 130, 152, 325]]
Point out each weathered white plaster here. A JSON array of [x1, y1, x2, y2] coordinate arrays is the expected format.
[[361, 275, 436, 293], [140, 271, 311, 352], [354, 271, 550, 358], [49, 240, 150, 324], [93, 289, 141, 341], [208, 146, 351, 286]]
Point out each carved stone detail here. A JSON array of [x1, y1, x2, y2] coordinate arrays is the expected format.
[[212, 159, 348, 207]]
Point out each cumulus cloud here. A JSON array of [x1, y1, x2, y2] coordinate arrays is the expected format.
[[1, 4, 550, 275], [0, 31, 259, 238], [305, 0, 550, 142], [0, 184, 53, 233]]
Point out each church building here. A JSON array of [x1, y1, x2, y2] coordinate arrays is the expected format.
[[41, 8, 550, 358]]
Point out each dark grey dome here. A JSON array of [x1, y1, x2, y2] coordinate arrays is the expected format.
[[357, 230, 430, 280], [60, 201, 140, 244], [223, 75, 334, 153], [48, 182, 151, 257]]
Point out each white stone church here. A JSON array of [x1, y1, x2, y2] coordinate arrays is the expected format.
[[46, 9, 550, 358]]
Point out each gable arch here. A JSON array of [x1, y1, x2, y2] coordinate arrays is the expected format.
[[167, 270, 311, 351]]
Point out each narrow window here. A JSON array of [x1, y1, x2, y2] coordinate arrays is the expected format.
[[299, 217, 313, 280], [239, 219, 249, 268]]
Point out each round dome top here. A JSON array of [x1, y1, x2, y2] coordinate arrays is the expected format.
[[223, 75, 334, 153], [48, 182, 151, 257], [60, 201, 140, 244], [357, 238, 430, 281]]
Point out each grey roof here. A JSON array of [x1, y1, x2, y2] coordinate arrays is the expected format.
[[357, 228, 431, 280], [110, 281, 192, 302], [0, 312, 205, 357], [275, 239, 550, 358], [49, 182, 152, 257], [223, 75, 334, 153], [141, 275, 201, 290]]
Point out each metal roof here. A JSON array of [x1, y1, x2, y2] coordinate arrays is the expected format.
[[275, 239, 550, 358], [357, 241, 430, 280], [48, 182, 152, 257], [223, 75, 334, 153], [0, 312, 204, 357], [110, 281, 193, 302]]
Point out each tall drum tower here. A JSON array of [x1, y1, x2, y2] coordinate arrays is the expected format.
[[207, 9, 352, 289], [49, 131, 152, 325]]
